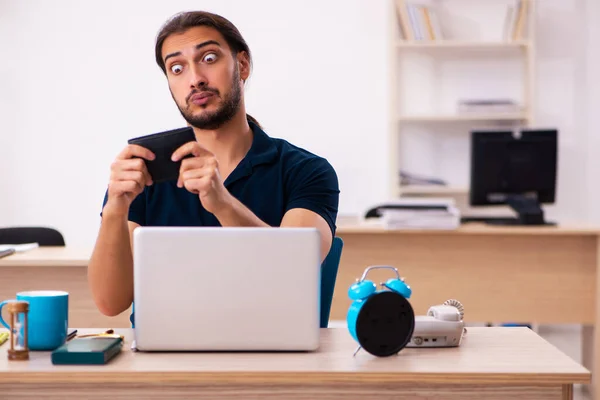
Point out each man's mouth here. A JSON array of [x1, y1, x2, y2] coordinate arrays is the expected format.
[[190, 92, 215, 106]]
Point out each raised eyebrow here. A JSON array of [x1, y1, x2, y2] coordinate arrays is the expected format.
[[195, 40, 221, 51], [163, 40, 222, 65], [164, 51, 181, 64]]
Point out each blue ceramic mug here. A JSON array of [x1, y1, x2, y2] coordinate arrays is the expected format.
[[0, 290, 69, 350]]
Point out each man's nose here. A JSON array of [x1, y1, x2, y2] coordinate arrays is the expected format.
[[190, 66, 207, 89]]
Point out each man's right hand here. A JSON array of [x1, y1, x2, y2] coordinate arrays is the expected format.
[[103, 145, 155, 217]]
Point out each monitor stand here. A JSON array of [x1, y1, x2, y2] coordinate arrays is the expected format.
[[468, 195, 556, 226]]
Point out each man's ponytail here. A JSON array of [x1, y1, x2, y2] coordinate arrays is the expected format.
[[246, 114, 261, 129]]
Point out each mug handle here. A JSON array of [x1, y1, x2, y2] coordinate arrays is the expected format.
[[0, 300, 14, 330]]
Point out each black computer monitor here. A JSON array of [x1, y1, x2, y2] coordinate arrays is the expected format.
[[468, 129, 558, 225]]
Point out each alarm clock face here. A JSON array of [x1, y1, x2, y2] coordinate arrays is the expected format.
[[355, 291, 415, 357]]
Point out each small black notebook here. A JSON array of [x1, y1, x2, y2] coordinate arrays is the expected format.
[[128, 126, 196, 183]]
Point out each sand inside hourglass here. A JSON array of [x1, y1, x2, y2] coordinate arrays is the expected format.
[[13, 318, 25, 350]]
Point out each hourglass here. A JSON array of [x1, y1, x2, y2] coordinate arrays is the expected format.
[[7, 301, 29, 361]]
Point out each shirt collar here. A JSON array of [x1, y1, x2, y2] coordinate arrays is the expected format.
[[223, 120, 278, 187], [245, 120, 278, 168]]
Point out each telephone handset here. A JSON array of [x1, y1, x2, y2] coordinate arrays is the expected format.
[[406, 299, 466, 348]]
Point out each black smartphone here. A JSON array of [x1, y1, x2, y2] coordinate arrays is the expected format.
[[128, 126, 196, 183]]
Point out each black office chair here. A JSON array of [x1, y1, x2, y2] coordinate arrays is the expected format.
[[0, 227, 65, 246]]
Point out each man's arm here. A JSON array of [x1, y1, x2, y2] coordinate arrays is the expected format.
[[88, 213, 139, 316], [88, 143, 154, 317], [212, 198, 332, 262], [280, 208, 333, 262], [172, 142, 339, 261], [212, 195, 270, 228]]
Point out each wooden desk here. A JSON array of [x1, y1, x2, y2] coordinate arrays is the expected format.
[[0, 224, 598, 395], [0, 327, 590, 399]]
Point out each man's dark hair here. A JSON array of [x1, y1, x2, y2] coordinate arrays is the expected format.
[[155, 11, 260, 128]]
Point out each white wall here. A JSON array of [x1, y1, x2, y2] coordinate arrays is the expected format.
[[0, 0, 597, 248], [534, 0, 590, 223], [585, 0, 600, 222], [0, 0, 392, 247]]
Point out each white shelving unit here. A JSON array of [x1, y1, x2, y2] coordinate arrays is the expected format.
[[388, 0, 537, 201]]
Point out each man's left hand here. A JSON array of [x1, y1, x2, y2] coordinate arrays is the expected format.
[[171, 142, 231, 214]]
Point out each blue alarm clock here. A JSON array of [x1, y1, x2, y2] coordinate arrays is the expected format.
[[347, 265, 415, 357]]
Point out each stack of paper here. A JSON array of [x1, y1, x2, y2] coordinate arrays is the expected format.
[[365, 198, 460, 230], [0, 243, 39, 252], [457, 99, 522, 114]]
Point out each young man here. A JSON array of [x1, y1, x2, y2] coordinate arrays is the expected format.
[[88, 11, 339, 318]]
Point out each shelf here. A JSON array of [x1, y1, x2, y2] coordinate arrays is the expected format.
[[398, 113, 528, 123], [389, 0, 537, 206], [396, 40, 530, 50], [399, 185, 468, 195]]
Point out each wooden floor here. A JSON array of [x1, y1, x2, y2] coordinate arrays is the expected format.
[[538, 325, 591, 400]]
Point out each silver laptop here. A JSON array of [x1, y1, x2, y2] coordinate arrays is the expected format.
[[132, 226, 321, 351]]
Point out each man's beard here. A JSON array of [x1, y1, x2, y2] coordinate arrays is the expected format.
[[175, 67, 242, 130]]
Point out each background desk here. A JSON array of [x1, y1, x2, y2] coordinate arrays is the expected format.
[[0, 327, 590, 400], [0, 247, 126, 328], [335, 223, 598, 323]]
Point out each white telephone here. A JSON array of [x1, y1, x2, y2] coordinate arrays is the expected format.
[[406, 299, 466, 348]]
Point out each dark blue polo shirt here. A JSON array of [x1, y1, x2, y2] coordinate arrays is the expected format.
[[102, 121, 339, 233], [100, 121, 339, 326]]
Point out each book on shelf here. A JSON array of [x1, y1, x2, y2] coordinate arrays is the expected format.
[[457, 99, 523, 114], [503, 0, 529, 41], [396, 0, 530, 43], [400, 170, 447, 187], [395, 0, 443, 41]]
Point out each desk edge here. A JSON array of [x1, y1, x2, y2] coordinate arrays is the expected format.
[[0, 371, 591, 385]]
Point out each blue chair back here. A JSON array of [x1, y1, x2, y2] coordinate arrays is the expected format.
[[320, 237, 344, 328]]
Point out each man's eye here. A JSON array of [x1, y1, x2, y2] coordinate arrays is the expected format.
[[203, 53, 217, 63], [170, 64, 183, 74]]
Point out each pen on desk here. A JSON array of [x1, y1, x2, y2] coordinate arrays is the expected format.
[[0, 248, 15, 259], [67, 329, 77, 341], [0, 332, 9, 346]]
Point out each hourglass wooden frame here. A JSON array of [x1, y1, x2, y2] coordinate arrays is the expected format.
[[7, 301, 29, 361]]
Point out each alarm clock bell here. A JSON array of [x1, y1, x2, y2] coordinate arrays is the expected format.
[[346, 265, 415, 357]]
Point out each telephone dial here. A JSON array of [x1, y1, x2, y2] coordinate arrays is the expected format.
[[347, 265, 466, 357]]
